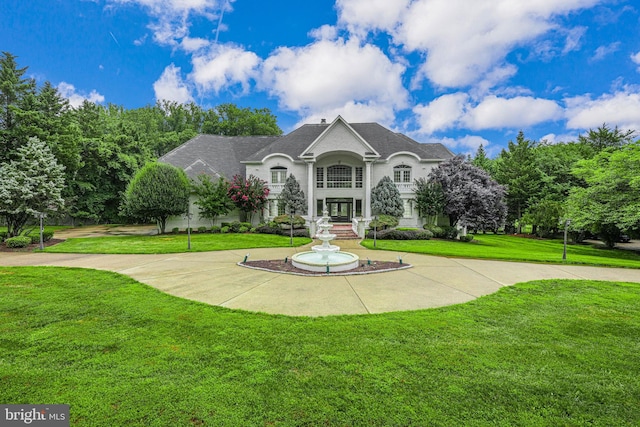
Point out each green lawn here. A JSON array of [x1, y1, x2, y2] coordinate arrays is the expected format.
[[44, 233, 312, 254], [362, 234, 640, 268], [1, 267, 638, 426]]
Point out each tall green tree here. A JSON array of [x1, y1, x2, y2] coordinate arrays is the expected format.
[[495, 131, 543, 232], [471, 144, 495, 175], [202, 103, 282, 136], [120, 162, 190, 234], [566, 141, 640, 247], [0, 137, 65, 237], [371, 176, 404, 218], [413, 178, 444, 225], [278, 174, 307, 215], [192, 175, 235, 226], [578, 123, 635, 152]]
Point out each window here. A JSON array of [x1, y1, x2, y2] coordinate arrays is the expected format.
[[316, 167, 324, 188], [393, 165, 412, 183], [355, 167, 363, 188], [327, 165, 352, 188], [271, 167, 287, 184], [317, 199, 324, 216], [355, 199, 362, 217]]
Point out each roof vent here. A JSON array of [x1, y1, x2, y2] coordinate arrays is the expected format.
[[320, 118, 326, 124]]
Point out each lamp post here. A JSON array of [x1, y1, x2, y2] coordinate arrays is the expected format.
[[373, 215, 378, 248], [289, 206, 294, 247], [563, 219, 571, 260], [37, 212, 46, 250], [185, 211, 193, 250]]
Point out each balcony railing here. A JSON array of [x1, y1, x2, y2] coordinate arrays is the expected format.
[[269, 184, 285, 193], [394, 182, 414, 192]]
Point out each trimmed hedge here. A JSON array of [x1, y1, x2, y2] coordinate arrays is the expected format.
[[273, 214, 306, 228], [255, 225, 310, 238], [5, 236, 32, 248], [369, 215, 399, 231], [366, 228, 432, 240]]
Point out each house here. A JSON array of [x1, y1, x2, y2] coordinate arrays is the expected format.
[[160, 116, 454, 235]]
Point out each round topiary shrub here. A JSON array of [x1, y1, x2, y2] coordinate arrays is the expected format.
[[274, 214, 306, 229], [459, 234, 474, 242], [416, 230, 433, 240], [211, 226, 221, 233], [172, 227, 180, 234], [369, 214, 399, 231], [197, 226, 207, 233], [5, 236, 32, 248], [220, 226, 230, 233], [423, 224, 445, 238], [441, 226, 459, 240], [238, 226, 249, 233]]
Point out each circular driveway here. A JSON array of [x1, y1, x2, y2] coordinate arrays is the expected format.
[[1, 241, 639, 316]]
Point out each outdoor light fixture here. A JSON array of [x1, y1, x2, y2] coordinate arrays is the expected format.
[[563, 219, 571, 261], [243, 253, 250, 263], [398, 256, 403, 265]]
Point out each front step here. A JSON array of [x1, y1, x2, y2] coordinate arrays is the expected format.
[[330, 224, 360, 240]]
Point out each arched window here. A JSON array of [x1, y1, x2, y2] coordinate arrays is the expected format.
[[393, 165, 412, 183], [327, 165, 352, 188], [270, 166, 287, 184]]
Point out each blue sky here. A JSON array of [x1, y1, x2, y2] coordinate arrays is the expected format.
[[2, 0, 640, 156]]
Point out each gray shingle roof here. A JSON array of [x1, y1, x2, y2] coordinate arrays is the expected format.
[[159, 134, 280, 179], [161, 120, 454, 179]]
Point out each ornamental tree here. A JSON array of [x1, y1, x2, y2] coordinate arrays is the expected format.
[[371, 175, 404, 218], [429, 155, 507, 231], [278, 174, 307, 215], [228, 174, 270, 223], [413, 178, 444, 225], [0, 137, 65, 237], [120, 162, 190, 234], [192, 175, 235, 226]]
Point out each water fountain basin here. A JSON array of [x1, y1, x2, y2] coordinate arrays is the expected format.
[[292, 251, 360, 272]]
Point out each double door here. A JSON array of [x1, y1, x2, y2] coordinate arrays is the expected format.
[[327, 198, 352, 222]]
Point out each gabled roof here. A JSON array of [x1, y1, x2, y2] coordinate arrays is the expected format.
[[159, 134, 279, 179], [245, 119, 454, 162]]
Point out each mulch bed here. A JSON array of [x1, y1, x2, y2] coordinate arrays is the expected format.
[[0, 239, 64, 252], [239, 259, 412, 276]]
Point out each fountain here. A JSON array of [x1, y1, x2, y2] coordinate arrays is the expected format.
[[292, 210, 360, 272]]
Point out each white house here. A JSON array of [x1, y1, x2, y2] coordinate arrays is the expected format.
[[160, 116, 454, 234]]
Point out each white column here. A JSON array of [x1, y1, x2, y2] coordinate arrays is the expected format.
[[364, 161, 372, 219], [306, 161, 315, 221]]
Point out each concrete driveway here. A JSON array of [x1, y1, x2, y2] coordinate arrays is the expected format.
[[1, 240, 638, 317]]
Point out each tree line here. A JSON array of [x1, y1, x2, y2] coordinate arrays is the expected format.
[[0, 51, 281, 236]]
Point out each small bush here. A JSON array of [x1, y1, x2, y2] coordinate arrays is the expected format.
[[416, 230, 433, 240], [459, 234, 474, 242], [229, 221, 242, 233], [220, 226, 230, 233], [250, 228, 256, 233], [367, 229, 418, 240], [0, 231, 7, 242], [423, 224, 444, 238], [5, 236, 32, 248], [211, 226, 221, 234], [369, 215, 399, 231], [185, 227, 193, 234], [22, 229, 55, 243], [442, 226, 459, 240], [240, 222, 252, 230], [172, 227, 179, 234], [197, 226, 208, 233], [238, 226, 249, 233], [274, 214, 306, 229]]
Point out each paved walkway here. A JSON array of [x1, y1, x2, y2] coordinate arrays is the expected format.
[[1, 239, 639, 316]]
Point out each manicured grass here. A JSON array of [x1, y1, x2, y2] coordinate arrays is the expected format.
[[1, 267, 639, 426], [44, 233, 312, 254], [362, 234, 640, 268]]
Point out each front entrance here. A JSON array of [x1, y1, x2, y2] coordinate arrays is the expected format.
[[326, 198, 353, 222]]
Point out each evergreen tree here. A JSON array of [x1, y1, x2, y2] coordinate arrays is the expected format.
[[278, 174, 307, 215], [0, 137, 65, 237], [471, 144, 495, 175], [413, 177, 444, 225], [371, 176, 404, 218]]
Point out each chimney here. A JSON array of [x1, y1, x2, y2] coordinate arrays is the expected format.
[[320, 118, 326, 124]]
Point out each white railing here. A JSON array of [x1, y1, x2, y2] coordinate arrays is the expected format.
[[268, 184, 285, 193], [394, 183, 414, 193]]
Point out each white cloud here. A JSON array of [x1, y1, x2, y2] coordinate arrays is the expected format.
[[463, 96, 562, 130], [590, 42, 621, 62], [190, 44, 260, 95], [57, 82, 105, 108], [631, 51, 640, 71], [337, 0, 600, 89], [424, 135, 491, 156], [540, 132, 579, 144], [565, 90, 640, 131], [309, 25, 338, 41], [107, 0, 232, 47], [260, 38, 408, 114], [153, 64, 194, 103], [414, 94, 562, 134], [181, 36, 210, 52]]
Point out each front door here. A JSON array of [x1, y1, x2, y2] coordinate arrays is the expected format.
[[327, 198, 352, 222]]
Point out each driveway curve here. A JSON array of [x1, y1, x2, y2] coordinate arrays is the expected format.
[[2, 241, 639, 316]]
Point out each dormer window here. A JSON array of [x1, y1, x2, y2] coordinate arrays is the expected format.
[[271, 167, 287, 184], [393, 165, 412, 183]]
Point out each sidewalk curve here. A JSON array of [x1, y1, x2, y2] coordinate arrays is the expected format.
[[1, 247, 639, 316]]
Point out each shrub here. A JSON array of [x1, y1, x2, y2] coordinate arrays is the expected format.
[[367, 229, 417, 240], [0, 231, 7, 242], [459, 234, 474, 242], [369, 214, 399, 231], [250, 228, 256, 233], [197, 226, 208, 233], [240, 222, 252, 230], [5, 236, 32, 248], [255, 224, 309, 237], [229, 221, 242, 233], [238, 226, 249, 233], [442, 226, 459, 240], [22, 229, 54, 243], [423, 224, 444, 238], [274, 214, 306, 228], [220, 226, 230, 233], [416, 230, 433, 240], [172, 227, 179, 234], [186, 227, 193, 234], [211, 226, 221, 234]]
